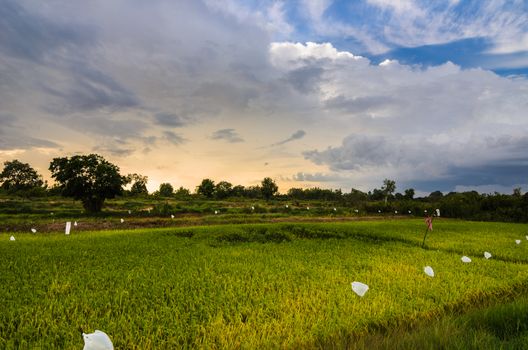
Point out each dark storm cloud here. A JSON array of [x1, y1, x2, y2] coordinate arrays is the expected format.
[[62, 115, 147, 140], [408, 163, 528, 193], [0, 0, 95, 63], [0, 113, 60, 150], [304, 133, 528, 190], [0, 133, 59, 150], [291, 172, 347, 182], [0, 0, 140, 115], [211, 129, 244, 143], [0, 114, 16, 130], [92, 144, 134, 157], [324, 95, 396, 114], [154, 113, 187, 127], [91, 135, 159, 157], [284, 66, 324, 94], [163, 131, 187, 145], [43, 66, 140, 113], [303, 134, 394, 171], [193, 82, 259, 110], [271, 130, 306, 146]]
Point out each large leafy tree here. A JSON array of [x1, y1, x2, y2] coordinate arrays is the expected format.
[[261, 177, 278, 200], [196, 178, 215, 198], [49, 154, 126, 212], [0, 160, 44, 192]]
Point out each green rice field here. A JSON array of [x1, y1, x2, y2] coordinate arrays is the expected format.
[[2, 219, 528, 349]]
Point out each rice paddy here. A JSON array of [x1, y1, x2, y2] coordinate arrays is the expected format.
[[1, 219, 528, 349]]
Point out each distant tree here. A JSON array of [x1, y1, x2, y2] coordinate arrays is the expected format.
[[231, 185, 246, 197], [215, 181, 233, 199], [126, 173, 149, 196], [369, 188, 385, 201], [174, 186, 190, 198], [347, 188, 368, 202], [158, 183, 174, 197], [381, 179, 396, 204], [404, 188, 415, 200], [513, 187, 522, 197], [0, 160, 44, 192], [244, 185, 261, 199], [261, 177, 278, 200], [292, 187, 342, 200], [197, 178, 215, 198], [287, 188, 305, 199], [49, 154, 126, 212], [428, 190, 444, 201]]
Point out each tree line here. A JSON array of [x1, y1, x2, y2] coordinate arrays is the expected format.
[[0, 155, 527, 223], [0, 155, 280, 212]]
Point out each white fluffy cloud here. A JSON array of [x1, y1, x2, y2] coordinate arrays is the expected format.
[[269, 42, 528, 191]]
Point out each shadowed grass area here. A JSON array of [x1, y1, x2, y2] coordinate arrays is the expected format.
[[348, 296, 528, 349]]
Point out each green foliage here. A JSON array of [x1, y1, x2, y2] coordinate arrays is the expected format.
[[196, 178, 215, 198], [404, 188, 415, 200], [288, 187, 342, 201], [369, 188, 385, 201], [151, 202, 174, 216], [261, 177, 278, 200], [126, 173, 148, 196], [231, 185, 245, 197], [428, 190, 444, 201], [215, 181, 233, 199], [243, 185, 261, 199], [343, 188, 368, 205], [0, 160, 44, 193], [48, 154, 126, 212], [215, 227, 292, 244], [174, 186, 190, 199], [352, 296, 528, 349], [382, 178, 396, 204], [158, 183, 174, 197]]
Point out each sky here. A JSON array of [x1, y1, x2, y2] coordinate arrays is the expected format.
[[1, 0, 527, 195]]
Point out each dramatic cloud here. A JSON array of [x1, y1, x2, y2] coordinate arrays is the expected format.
[[303, 133, 528, 191], [266, 41, 528, 191], [0, 1, 526, 193], [211, 129, 244, 143]]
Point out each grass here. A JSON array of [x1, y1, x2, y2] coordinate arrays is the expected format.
[[2, 220, 528, 348], [0, 195, 399, 231], [353, 296, 528, 349]]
